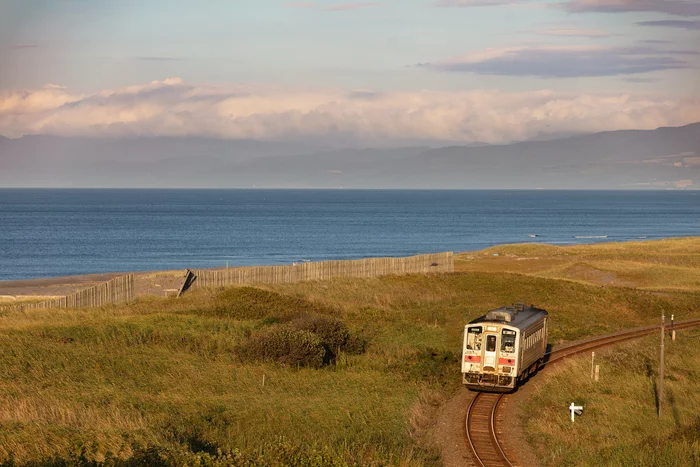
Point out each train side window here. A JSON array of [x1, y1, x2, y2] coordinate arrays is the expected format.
[[466, 327, 483, 350], [486, 335, 497, 352]]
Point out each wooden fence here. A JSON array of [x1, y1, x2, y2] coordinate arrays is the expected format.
[[15, 274, 135, 311], [193, 252, 453, 288]]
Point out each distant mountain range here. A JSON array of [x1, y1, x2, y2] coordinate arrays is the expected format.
[[1, 122, 698, 189]]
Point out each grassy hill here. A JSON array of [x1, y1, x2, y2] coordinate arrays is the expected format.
[[1, 238, 699, 465]]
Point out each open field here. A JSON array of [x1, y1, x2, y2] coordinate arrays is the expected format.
[[0, 237, 699, 465], [521, 335, 700, 466], [455, 236, 700, 292]]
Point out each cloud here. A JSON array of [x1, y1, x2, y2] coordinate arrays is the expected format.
[[418, 45, 692, 78], [623, 77, 662, 82], [561, 0, 700, 17], [325, 2, 378, 10], [636, 20, 700, 30], [286, 1, 379, 10], [434, 0, 517, 6], [10, 44, 40, 49], [1, 78, 699, 145], [527, 28, 614, 38], [133, 56, 190, 61]]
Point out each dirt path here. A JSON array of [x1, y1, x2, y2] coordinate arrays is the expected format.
[[434, 388, 476, 467]]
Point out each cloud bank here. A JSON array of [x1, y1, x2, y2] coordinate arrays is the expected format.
[[1, 78, 699, 145], [637, 19, 700, 30], [528, 28, 614, 38], [434, 0, 518, 6], [286, 1, 379, 11], [419, 45, 693, 78], [561, 0, 700, 17]]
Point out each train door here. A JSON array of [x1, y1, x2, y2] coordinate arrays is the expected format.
[[483, 333, 498, 372]]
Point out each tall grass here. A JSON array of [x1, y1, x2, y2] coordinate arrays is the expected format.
[[1, 238, 699, 465], [521, 335, 700, 466]]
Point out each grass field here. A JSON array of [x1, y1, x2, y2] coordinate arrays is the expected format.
[[0, 237, 699, 465], [521, 335, 700, 466]]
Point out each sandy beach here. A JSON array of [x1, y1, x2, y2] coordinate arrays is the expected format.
[[0, 269, 187, 303]]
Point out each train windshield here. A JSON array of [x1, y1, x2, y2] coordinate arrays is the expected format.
[[466, 326, 482, 350], [501, 329, 516, 353]]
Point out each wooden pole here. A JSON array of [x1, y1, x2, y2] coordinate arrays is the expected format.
[[659, 311, 665, 418]]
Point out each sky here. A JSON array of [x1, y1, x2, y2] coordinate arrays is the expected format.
[[1, 0, 700, 145]]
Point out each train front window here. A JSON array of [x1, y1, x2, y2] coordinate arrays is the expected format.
[[466, 326, 482, 350], [501, 330, 516, 353], [486, 335, 497, 352]]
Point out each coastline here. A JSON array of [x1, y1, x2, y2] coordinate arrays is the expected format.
[[3, 235, 699, 302]]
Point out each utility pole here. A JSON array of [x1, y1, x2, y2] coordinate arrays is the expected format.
[[659, 311, 665, 418]]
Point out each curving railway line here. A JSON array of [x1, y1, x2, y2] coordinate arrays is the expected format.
[[465, 317, 700, 467]]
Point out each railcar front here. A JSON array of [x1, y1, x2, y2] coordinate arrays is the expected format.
[[462, 322, 519, 391], [461, 303, 548, 392]]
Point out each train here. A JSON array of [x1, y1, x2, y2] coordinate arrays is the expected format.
[[462, 303, 549, 392]]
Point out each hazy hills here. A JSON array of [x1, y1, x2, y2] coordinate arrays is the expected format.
[[1, 122, 698, 189]]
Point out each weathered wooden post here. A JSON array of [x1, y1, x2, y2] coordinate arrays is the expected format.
[[659, 311, 665, 418]]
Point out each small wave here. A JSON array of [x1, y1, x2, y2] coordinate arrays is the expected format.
[[528, 234, 538, 238], [574, 235, 608, 239]]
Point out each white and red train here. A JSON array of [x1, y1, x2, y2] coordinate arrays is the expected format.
[[462, 303, 549, 392]]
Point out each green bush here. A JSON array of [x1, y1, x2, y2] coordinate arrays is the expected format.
[[291, 314, 349, 355], [236, 328, 325, 368], [343, 334, 368, 355]]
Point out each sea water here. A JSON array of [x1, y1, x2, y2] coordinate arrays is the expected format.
[[0, 189, 698, 281]]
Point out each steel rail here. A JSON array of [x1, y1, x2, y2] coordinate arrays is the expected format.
[[546, 318, 700, 364], [466, 392, 514, 467], [465, 317, 700, 467], [490, 393, 512, 467]]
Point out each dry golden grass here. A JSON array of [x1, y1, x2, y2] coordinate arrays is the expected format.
[[456, 237, 700, 291], [0, 237, 698, 465], [522, 335, 700, 466]]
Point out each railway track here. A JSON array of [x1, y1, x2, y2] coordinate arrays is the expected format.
[[465, 317, 700, 467], [466, 392, 512, 467]]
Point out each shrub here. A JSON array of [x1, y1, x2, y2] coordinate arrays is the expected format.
[[291, 315, 349, 352], [236, 328, 325, 368], [343, 335, 368, 355]]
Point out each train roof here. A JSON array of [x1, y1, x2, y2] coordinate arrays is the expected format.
[[468, 303, 548, 330]]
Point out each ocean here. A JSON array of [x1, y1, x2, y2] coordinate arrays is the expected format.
[[0, 189, 698, 281]]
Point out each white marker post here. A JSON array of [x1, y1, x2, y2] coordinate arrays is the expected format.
[[671, 314, 676, 342], [569, 402, 583, 423]]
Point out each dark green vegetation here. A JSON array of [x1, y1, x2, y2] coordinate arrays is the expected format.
[[1, 238, 699, 465]]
